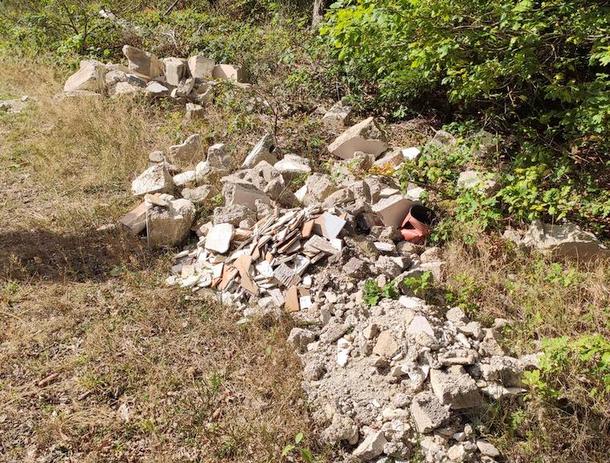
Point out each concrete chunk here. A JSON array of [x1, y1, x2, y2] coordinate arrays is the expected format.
[[212, 64, 245, 82], [168, 134, 202, 165], [64, 60, 106, 94], [328, 117, 388, 160], [131, 164, 174, 197], [372, 195, 413, 229], [242, 133, 277, 168], [410, 392, 451, 434], [162, 57, 187, 86], [119, 202, 151, 234], [146, 198, 195, 247], [122, 45, 163, 79], [188, 55, 215, 80], [205, 223, 234, 254], [430, 368, 482, 409], [352, 430, 386, 460]]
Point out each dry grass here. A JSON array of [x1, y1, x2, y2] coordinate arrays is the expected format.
[[0, 58, 320, 462], [442, 237, 610, 463]]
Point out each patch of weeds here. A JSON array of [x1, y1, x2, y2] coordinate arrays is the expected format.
[[444, 272, 482, 316], [402, 271, 432, 298], [363, 279, 399, 306], [281, 432, 316, 462], [524, 335, 610, 409]]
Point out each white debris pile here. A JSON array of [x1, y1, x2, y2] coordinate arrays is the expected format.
[[294, 288, 538, 463], [115, 103, 538, 462], [62, 45, 246, 107]]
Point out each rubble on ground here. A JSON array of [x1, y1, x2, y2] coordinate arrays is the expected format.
[[62, 45, 247, 110], [115, 87, 540, 461], [504, 220, 610, 261], [0, 96, 29, 114]]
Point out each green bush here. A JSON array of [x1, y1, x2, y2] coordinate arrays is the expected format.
[[322, 0, 610, 143]]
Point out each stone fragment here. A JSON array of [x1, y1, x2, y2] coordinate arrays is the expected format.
[[352, 430, 387, 461], [373, 149, 405, 169], [321, 414, 359, 445], [223, 182, 271, 210], [407, 316, 435, 338], [375, 255, 403, 279], [322, 101, 352, 130], [302, 174, 337, 206], [168, 134, 202, 165], [64, 60, 106, 94], [181, 185, 212, 204], [446, 307, 467, 324], [343, 257, 367, 278], [430, 368, 482, 409], [242, 133, 277, 168], [205, 223, 234, 254], [372, 195, 413, 229], [131, 164, 174, 196], [162, 57, 187, 86], [173, 170, 197, 188], [316, 212, 346, 240], [274, 154, 311, 178], [410, 392, 451, 434], [287, 327, 315, 352], [145, 81, 169, 96], [119, 202, 151, 234], [111, 81, 142, 96], [481, 356, 523, 387], [476, 441, 500, 458], [328, 117, 388, 160], [322, 188, 354, 209], [520, 220, 610, 260], [373, 330, 400, 358], [188, 55, 215, 80], [146, 198, 195, 247], [447, 444, 466, 461], [174, 77, 195, 98], [320, 323, 349, 344], [207, 143, 231, 169], [213, 204, 254, 226], [212, 64, 245, 82], [122, 45, 163, 79]]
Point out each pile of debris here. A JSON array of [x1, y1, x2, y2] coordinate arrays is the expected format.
[[107, 57, 535, 460], [63, 44, 245, 114]]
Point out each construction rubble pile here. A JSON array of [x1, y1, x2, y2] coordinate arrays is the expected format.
[[63, 44, 246, 116], [69, 50, 544, 461]]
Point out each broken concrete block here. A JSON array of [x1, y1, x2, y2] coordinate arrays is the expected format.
[[352, 430, 387, 460], [64, 60, 106, 94], [146, 198, 195, 247], [212, 64, 245, 82], [315, 212, 346, 240], [430, 368, 482, 409], [172, 170, 197, 188], [372, 195, 413, 229], [122, 45, 163, 80], [373, 330, 400, 358], [303, 174, 337, 206], [373, 149, 405, 169], [520, 220, 610, 260], [162, 57, 187, 86], [110, 81, 142, 96], [174, 77, 195, 98], [287, 327, 315, 352], [241, 133, 277, 168], [205, 223, 234, 254], [168, 134, 202, 165], [223, 182, 272, 210], [476, 440, 500, 458], [328, 117, 388, 160], [213, 204, 255, 226], [322, 101, 353, 130], [480, 356, 523, 387], [181, 185, 212, 204], [188, 55, 215, 80], [131, 164, 174, 197], [321, 414, 359, 445], [274, 154, 311, 178], [410, 392, 451, 434], [207, 143, 231, 169], [145, 81, 169, 97], [119, 202, 151, 234]]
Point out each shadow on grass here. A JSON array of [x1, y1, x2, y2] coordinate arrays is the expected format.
[[0, 227, 159, 282]]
